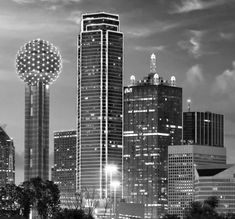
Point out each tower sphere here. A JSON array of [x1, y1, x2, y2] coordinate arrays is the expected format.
[[16, 39, 62, 85]]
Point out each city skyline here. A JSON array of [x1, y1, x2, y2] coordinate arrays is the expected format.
[[0, 0, 235, 184]]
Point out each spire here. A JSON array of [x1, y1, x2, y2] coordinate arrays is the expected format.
[[187, 99, 191, 112], [150, 53, 157, 74]]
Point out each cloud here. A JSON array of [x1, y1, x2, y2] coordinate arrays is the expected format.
[[178, 30, 203, 58], [170, 0, 227, 14], [12, 0, 34, 3], [186, 64, 204, 87], [219, 32, 235, 41], [67, 11, 82, 25], [124, 21, 181, 39], [124, 28, 153, 38], [134, 45, 165, 52], [213, 61, 235, 94], [12, 0, 82, 4]]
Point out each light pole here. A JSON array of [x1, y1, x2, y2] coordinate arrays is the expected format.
[[105, 164, 118, 198], [105, 164, 118, 218], [111, 180, 120, 219]]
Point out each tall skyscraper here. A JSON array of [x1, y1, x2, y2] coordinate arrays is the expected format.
[[0, 126, 15, 187], [16, 39, 62, 181], [168, 145, 226, 217], [77, 12, 123, 199], [183, 111, 224, 147], [53, 130, 76, 208], [123, 62, 182, 219]]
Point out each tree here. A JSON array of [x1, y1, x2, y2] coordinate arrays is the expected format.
[[22, 177, 60, 219], [53, 208, 94, 219], [163, 214, 180, 219], [0, 184, 20, 217], [185, 196, 220, 219]]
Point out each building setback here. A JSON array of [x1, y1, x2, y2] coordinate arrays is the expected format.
[[124, 67, 182, 219], [77, 12, 123, 199], [0, 126, 15, 187], [168, 145, 226, 218], [195, 165, 235, 214], [53, 130, 76, 208], [183, 111, 224, 147]]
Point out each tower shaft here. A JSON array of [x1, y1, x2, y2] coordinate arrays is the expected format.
[[24, 82, 49, 181], [77, 12, 123, 199]]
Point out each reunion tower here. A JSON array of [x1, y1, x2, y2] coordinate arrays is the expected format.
[[16, 39, 62, 181]]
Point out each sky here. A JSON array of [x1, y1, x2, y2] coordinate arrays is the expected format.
[[0, 0, 235, 184]]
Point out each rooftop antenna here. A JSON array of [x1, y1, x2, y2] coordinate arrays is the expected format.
[[187, 99, 191, 112], [130, 75, 135, 86], [150, 53, 157, 74]]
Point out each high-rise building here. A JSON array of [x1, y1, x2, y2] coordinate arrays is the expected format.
[[123, 65, 182, 219], [77, 12, 123, 199], [168, 145, 226, 218], [195, 165, 235, 214], [16, 39, 62, 181], [183, 111, 224, 147], [53, 130, 77, 208], [0, 126, 15, 187]]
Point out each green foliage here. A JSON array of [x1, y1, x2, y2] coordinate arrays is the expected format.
[[0, 184, 21, 217], [23, 177, 60, 219], [163, 214, 180, 219], [164, 196, 235, 219], [53, 208, 94, 219], [0, 177, 60, 219], [185, 196, 221, 219]]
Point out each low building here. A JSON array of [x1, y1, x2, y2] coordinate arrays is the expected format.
[[53, 130, 77, 208], [195, 165, 235, 214], [0, 126, 15, 187], [117, 202, 144, 219], [168, 145, 226, 218]]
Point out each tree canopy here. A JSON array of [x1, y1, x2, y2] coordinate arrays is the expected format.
[[0, 177, 60, 219]]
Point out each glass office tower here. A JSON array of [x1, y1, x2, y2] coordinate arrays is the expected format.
[[183, 111, 224, 147], [77, 12, 123, 199], [16, 39, 62, 181], [0, 126, 15, 187], [53, 130, 76, 208], [124, 70, 182, 219]]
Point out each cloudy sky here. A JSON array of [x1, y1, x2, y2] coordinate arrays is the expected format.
[[0, 0, 235, 184]]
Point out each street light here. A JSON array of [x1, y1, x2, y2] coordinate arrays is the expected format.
[[105, 164, 118, 197], [111, 180, 120, 218]]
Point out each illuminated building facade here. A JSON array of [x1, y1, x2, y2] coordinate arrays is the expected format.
[[0, 126, 15, 186], [183, 111, 224, 147], [195, 165, 235, 214], [53, 130, 76, 208], [77, 12, 123, 198], [168, 145, 226, 218], [123, 69, 182, 219], [16, 39, 62, 181]]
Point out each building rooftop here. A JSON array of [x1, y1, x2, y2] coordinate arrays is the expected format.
[[82, 12, 119, 20], [128, 73, 177, 87]]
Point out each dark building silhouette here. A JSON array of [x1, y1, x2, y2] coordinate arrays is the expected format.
[[123, 58, 182, 219], [16, 39, 62, 181], [183, 111, 224, 147], [77, 12, 123, 199], [53, 130, 76, 208], [0, 126, 15, 186]]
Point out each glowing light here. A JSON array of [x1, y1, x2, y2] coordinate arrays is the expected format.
[[105, 164, 118, 174], [111, 180, 120, 188], [16, 39, 62, 85]]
